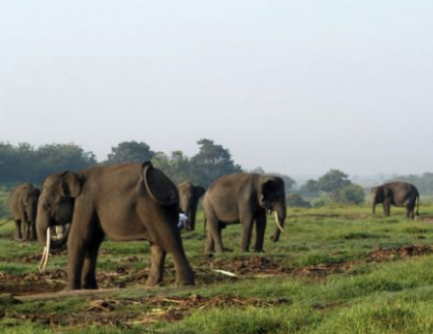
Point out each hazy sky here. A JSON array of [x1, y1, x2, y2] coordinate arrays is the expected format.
[[1, 1, 432, 178]]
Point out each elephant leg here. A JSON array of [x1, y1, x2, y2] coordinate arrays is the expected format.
[[66, 212, 96, 290], [406, 206, 415, 219], [147, 243, 167, 286], [240, 222, 253, 252], [383, 201, 391, 216], [81, 228, 105, 289], [240, 212, 255, 252], [253, 212, 267, 252], [14, 219, 23, 239], [206, 217, 224, 253], [25, 221, 31, 241], [205, 230, 215, 254], [30, 222, 37, 241], [168, 245, 195, 286]]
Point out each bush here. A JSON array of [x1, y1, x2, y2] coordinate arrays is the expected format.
[[335, 184, 365, 205], [310, 196, 333, 208], [286, 193, 311, 208]]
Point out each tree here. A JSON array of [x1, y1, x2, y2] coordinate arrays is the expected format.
[[0, 142, 97, 184], [168, 151, 192, 183], [152, 152, 171, 174], [299, 179, 320, 197], [190, 139, 242, 187], [317, 169, 351, 194], [286, 193, 311, 208], [334, 184, 365, 205], [106, 141, 154, 165], [33, 143, 97, 182]]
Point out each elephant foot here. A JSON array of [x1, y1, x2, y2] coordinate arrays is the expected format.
[[63, 284, 81, 291], [175, 274, 195, 286], [146, 276, 163, 287], [82, 282, 99, 290]]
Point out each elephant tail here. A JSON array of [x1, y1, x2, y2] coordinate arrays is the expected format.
[[416, 193, 420, 217]]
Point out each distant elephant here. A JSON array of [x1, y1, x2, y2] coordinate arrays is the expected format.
[[36, 161, 194, 290], [203, 172, 286, 254], [177, 181, 205, 231], [8, 183, 41, 240], [371, 182, 419, 219]]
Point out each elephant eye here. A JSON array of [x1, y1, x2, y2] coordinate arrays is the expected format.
[[43, 202, 51, 210]]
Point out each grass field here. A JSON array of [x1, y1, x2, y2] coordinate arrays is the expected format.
[[2, 204, 433, 333]]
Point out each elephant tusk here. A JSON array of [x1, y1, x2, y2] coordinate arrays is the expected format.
[[38, 228, 51, 273], [274, 212, 284, 233]]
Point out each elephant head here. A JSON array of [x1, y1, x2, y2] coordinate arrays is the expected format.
[[371, 186, 385, 214], [36, 171, 81, 251], [177, 181, 205, 231], [258, 175, 286, 242]]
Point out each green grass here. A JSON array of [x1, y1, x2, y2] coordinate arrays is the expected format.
[[2, 203, 433, 333]]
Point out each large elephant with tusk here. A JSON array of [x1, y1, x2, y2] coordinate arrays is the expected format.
[[36, 161, 194, 290], [203, 172, 286, 254]]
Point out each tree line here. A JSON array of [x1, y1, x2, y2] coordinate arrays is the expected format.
[[0, 139, 246, 188], [2, 139, 430, 213]]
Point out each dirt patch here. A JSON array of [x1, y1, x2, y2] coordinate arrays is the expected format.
[[417, 215, 433, 223], [367, 244, 433, 262], [0, 269, 66, 295], [2, 245, 433, 298]]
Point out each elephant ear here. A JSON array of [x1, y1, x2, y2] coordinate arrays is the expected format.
[[142, 161, 179, 206], [260, 176, 284, 204], [60, 171, 82, 198], [260, 178, 275, 205]]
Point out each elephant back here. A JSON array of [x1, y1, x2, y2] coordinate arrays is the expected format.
[[142, 162, 179, 206]]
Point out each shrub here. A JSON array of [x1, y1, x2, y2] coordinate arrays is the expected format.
[[335, 184, 365, 205], [286, 193, 311, 208]]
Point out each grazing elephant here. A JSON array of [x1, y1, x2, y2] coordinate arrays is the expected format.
[[203, 172, 286, 254], [371, 182, 420, 219], [36, 161, 194, 290], [8, 183, 41, 240], [177, 181, 205, 231]]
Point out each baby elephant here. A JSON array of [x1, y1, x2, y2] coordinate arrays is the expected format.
[[9, 183, 41, 240], [371, 182, 419, 219]]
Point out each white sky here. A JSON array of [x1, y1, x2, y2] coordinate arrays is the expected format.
[[1, 1, 432, 178]]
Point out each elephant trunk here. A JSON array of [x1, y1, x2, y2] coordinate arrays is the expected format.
[[36, 208, 68, 251], [270, 203, 287, 242], [36, 209, 69, 272], [186, 203, 198, 231]]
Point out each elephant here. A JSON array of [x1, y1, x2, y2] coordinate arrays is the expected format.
[[36, 161, 194, 290], [203, 172, 286, 254], [371, 182, 419, 219], [8, 183, 41, 240], [177, 181, 205, 231]]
